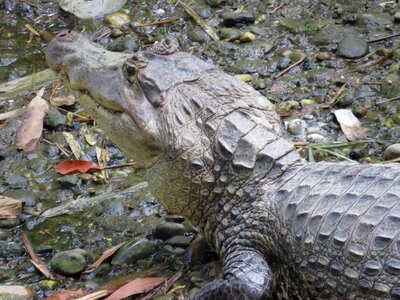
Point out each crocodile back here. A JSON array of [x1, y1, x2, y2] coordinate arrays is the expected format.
[[268, 162, 400, 299]]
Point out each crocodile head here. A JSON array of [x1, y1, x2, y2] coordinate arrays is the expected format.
[[46, 30, 287, 220]]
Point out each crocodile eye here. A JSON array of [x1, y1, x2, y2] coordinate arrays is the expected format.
[[123, 55, 148, 81]]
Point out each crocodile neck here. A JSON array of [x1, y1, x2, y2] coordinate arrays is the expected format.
[[148, 71, 305, 232]]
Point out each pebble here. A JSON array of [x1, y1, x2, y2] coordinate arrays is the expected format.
[[234, 74, 252, 83], [0, 286, 34, 300], [337, 35, 368, 59], [276, 101, 300, 114], [218, 28, 241, 41], [307, 133, 325, 142], [384, 144, 400, 160], [51, 249, 88, 275], [395, 11, 400, 23], [356, 13, 392, 29], [38, 280, 59, 291], [44, 106, 67, 128], [300, 99, 316, 106], [222, 10, 254, 27], [104, 12, 131, 28], [316, 52, 331, 61], [239, 32, 255, 43], [153, 222, 185, 240], [111, 238, 156, 265], [165, 235, 193, 247], [287, 119, 308, 136]]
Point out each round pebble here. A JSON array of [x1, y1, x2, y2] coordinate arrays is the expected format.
[[337, 35, 368, 59], [288, 119, 308, 136]]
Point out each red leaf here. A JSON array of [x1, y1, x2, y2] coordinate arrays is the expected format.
[[46, 289, 86, 300], [54, 160, 102, 174], [105, 277, 166, 300]]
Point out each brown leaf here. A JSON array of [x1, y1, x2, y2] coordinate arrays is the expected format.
[[50, 96, 76, 107], [333, 109, 367, 141], [54, 160, 102, 174], [83, 242, 126, 274], [16, 88, 49, 151], [105, 277, 166, 300], [21, 231, 55, 279], [46, 289, 86, 300], [0, 196, 23, 219]]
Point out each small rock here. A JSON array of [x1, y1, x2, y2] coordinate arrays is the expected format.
[[38, 280, 59, 291], [337, 35, 368, 59], [154, 222, 185, 240], [353, 106, 368, 118], [5, 174, 27, 189], [188, 26, 211, 43], [239, 32, 255, 43], [222, 10, 254, 27], [234, 74, 252, 83], [111, 29, 124, 38], [218, 28, 241, 41], [191, 3, 211, 19], [276, 101, 300, 114], [51, 249, 88, 275], [44, 106, 67, 128], [165, 235, 193, 247], [384, 144, 400, 160], [307, 133, 325, 142], [395, 11, 400, 23], [300, 99, 316, 106], [104, 12, 131, 28], [0, 285, 34, 300], [287, 119, 308, 136], [111, 238, 156, 265], [316, 51, 331, 61], [206, 0, 221, 8]]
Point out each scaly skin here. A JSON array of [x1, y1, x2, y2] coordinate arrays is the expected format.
[[46, 30, 400, 299]]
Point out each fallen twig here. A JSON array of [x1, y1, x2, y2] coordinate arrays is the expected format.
[[21, 231, 56, 279], [138, 17, 179, 27], [368, 32, 400, 43], [274, 57, 306, 79], [376, 96, 400, 105], [0, 107, 26, 121]]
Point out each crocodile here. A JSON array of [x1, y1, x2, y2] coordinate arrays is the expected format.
[[46, 30, 400, 300]]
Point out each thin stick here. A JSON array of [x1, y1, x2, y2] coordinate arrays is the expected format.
[[275, 57, 305, 79], [271, 3, 285, 13], [376, 96, 400, 105], [138, 17, 179, 27], [368, 32, 400, 43]]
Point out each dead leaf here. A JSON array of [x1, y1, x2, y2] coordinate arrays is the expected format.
[[62, 132, 85, 159], [83, 242, 125, 274], [137, 271, 182, 300], [105, 277, 166, 300], [21, 231, 55, 279], [50, 96, 76, 107], [0, 196, 23, 219], [15, 88, 49, 151], [46, 289, 86, 300], [54, 160, 102, 175], [333, 109, 367, 141]]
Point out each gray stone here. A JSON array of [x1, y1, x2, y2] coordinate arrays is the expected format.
[[51, 249, 88, 275], [356, 13, 392, 29], [5, 190, 36, 207], [384, 144, 400, 161], [154, 222, 186, 240], [111, 238, 156, 265], [44, 106, 67, 128], [222, 11, 254, 27], [337, 35, 368, 59]]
